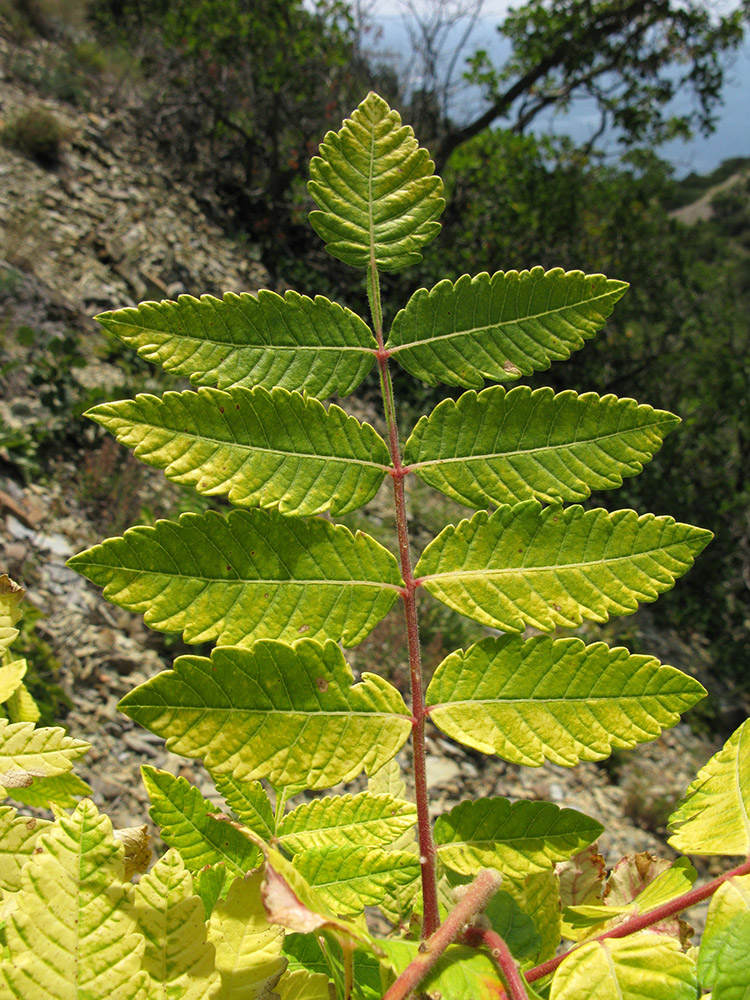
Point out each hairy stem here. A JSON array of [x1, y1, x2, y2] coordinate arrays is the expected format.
[[381, 868, 503, 1000], [367, 262, 440, 938], [462, 926, 530, 1000], [526, 855, 750, 983]]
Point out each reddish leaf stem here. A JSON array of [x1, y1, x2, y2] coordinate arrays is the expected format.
[[526, 855, 750, 983], [367, 262, 440, 938], [462, 926, 530, 1000], [381, 868, 504, 1000]]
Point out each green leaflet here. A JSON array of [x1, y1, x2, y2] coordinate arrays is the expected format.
[[134, 848, 218, 999], [278, 792, 418, 853], [87, 387, 391, 517], [0, 574, 24, 658], [211, 775, 275, 840], [308, 92, 444, 271], [404, 386, 680, 508], [0, 803, 52, 892], [698, 874, 750, 999], [668, 719, 750, 856], [69, 508, 403, 648], [1, 799, 149, 1000], [506, 869, 562, 965], [95, 289, 376, 398], [0, 719, 90, 796], [120, 641, 412, 791], [434, 797, 603, 879], [425, 635, 706, 766], [415, 502, 712, 633], [293, 845, 421, 915], [550, 935, 699, 1000], [141, 766, 263, 875], [386, 268, 628, 388]]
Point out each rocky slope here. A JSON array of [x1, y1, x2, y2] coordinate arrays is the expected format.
[[0, 27, 729, 936]]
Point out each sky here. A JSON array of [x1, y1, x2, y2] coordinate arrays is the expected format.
[[364, 0, 750, 176]]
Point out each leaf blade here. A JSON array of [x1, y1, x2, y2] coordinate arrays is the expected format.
[[293, 845, 421, 915], [308, 92, 444, 271], [121, 640, 411, 791], [404, 386, 680, 508], [434, 797, 604, 880], [0, 720, 89, 796], [95, 289, 376, 398], [386, 269, 628, 388], [415, 502, 712, 634], [88, 387, 391, 517], [426, 635, 706, 766], [69, 509, 403, 648], [278, 792, 418, 853]]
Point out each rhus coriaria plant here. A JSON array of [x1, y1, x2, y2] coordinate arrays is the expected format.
[[3, 93, 750, 999]]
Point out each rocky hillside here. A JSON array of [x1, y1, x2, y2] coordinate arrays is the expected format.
[[0, 26, 728, 931]]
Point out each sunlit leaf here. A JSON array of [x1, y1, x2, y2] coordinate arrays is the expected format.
[[380, 939, 506, 1000], [208, 871, 287, 1000], [550, 933, 698, 1000], [8, 771, 92, 810], [122, 641, 411, 791], [276, 968, 333, 1000], [0, 658, 26, 704], [0, 720, 89, 797], [435, 797, 603, 879], [141, 766, 262, 875], [308, 91, 444, 271], [0, 804, 51, 892], [95, 290, 376, 398], [88, 387, 391, 517], [212, 775, 275, 840], [426, 635, 705, 766], [134, 847, 218, 998], [278, 792, 417, 853], [386, 268, 628, 388], [698, 873, 750, 999], [404, 386, 679, 507], [0, 575, 24, 658], [1, 799, 149, 999], [668, 719, 750, 856], [69, 508, 403, 648], [293, 845, 420, 914], [416, 502, 711, 633]]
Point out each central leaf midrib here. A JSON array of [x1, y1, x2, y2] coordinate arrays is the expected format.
[[126, 422, 391, 472], [388, 288, 618, 353], [428, 691, 679, 708], [406, 423, 664, 471], [101, 570, 403, 591]]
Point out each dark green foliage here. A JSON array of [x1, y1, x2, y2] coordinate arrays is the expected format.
[[0, 106, 70, 165]]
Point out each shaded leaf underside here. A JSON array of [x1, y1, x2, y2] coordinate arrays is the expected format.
[[426, 635, 705, 766], [386, 268, 628, 388], [416, 501, 712, 633], [69, 508, 403, 648], [95, 289, 376, 398], [87, 386, 391, 517], [404, 385, 679, 508]]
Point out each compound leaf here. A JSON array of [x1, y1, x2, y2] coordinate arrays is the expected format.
[[293, 845, 420, 915], [550, 934, 698, 1000], [0, 720, 89, 797], [434, 798, 603, 879], [278, 792, 417, 853], [1, 799, 149, 1000], [698, 873, 750, 999], [121, 641, 411, 791], [404, 386, 679, 508], [415, 502, 711, 633], [0, 658, 26, 703], [0, 574, 24, 657], [69, 508, 403, 648], [0, 804, 51, 892], [308, 91, 444, 271], [87, 387, 391, 517], [667, 719, 750, 856], [134, 848, 218, 999], [426, 635, 706, 766], [141, 766, 262, 875], [207, 871, 287, 1000], [95, 290, 376, 398], [386, 269, 628, 388]]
